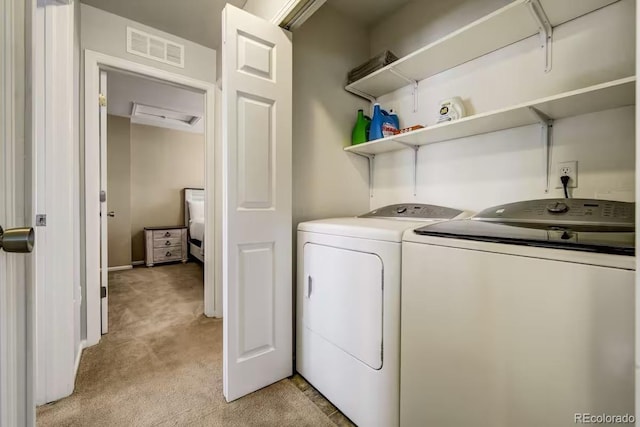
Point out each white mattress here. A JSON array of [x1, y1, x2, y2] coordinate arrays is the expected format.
[[190, 219, 205, 243]]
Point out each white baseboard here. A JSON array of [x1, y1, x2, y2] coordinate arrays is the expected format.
[[107, 265, 133, 272], [132, 260, 145, 266], [74, 340, 86, 381]]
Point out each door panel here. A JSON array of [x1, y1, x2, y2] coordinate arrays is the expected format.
[[303, 243, 383, 369], [99, 70, 108, 334], [237, 32, 274, 79], [237, 243, 275, 360], [222, 4, 292, 402], [237, 94, 273, 208]]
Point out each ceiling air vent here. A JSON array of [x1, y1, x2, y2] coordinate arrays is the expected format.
[[131, 102, 201, 129], [126, 27, 185, 68]]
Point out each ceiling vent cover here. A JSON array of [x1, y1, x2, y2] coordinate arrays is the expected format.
[[131, 102, 201, 129], [126, 27, 185, 68]]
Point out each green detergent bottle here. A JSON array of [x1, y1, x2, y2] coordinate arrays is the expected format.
[[351, 109, 371, 145]]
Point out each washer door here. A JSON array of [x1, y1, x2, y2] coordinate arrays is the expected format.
[[302, 242, 383, 369]]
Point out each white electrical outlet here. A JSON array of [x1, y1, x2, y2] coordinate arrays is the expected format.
[[556, 161, 578, 188]]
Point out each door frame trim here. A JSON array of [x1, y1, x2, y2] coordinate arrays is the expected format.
[[0, 0, 31, 424], [84, 50, 219, 346]]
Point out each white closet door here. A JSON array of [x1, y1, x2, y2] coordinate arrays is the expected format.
[[221, 4, 293, 402]]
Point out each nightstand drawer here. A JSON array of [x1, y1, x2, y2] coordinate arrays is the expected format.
[[153, 229, 182, 240], [153, 247, 182, 262], [153, 237, 182, 248]]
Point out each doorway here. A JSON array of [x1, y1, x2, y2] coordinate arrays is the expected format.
[[99, 68, 208, 337], [83, 50, 220, 347]]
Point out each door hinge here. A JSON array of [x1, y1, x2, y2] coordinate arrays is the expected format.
[[100, 190, 107, 202], [101, 286, 107, 298], [99, 93, 107, 107]]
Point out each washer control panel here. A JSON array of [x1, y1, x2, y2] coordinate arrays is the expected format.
[[474, 199, 634, 231], [359, 203, 463, 220]]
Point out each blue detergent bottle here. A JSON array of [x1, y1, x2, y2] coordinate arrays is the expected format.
[[381, 109, 399, 137], [369, 103, 386, 140]]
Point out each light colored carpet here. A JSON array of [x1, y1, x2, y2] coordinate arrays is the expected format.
[[37, 263, 334, 427]]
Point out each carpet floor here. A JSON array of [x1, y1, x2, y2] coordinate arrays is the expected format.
[[36, 263, 336, 427]]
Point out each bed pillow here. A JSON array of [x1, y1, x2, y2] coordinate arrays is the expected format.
[[188, 200, 204, 222]]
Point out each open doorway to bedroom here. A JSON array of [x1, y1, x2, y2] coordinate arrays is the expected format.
[[82, 49, 219, 349], [102, 68, 208, 334], [37, 45, 223, 425]]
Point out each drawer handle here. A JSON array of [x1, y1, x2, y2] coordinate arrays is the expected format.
[[164, 232, 171, 237], [165, 240, 171, 246], [166, 251, 172, 257]]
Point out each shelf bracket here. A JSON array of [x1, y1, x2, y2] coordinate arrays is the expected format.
[[350, 152, 376, 198], [526, 0, 553, 73], [528, 106, 554, 193], [389, 68, 419, 112], [345, 85, 377, 104], [397, 142, 420, 196]]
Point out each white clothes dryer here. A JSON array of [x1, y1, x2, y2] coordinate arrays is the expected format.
[[296, 204, 468, 427], [401, 198, 635, 427]]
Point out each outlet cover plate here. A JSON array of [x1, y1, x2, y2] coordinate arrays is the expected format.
[[556, 161, 578, 188]]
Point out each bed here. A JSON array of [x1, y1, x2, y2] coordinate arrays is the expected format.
[[184, 188, 205, 263]]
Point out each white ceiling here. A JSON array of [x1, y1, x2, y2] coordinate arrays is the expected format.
[[107, 70, 205, 133], [327, 0, 413, 26], [80, 0, 247, 49]]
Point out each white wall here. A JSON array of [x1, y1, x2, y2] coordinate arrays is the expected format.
[[73, 0, 82, 382], [80, 4, 217, 84], [292, 4, 371, 225], [370, 0, 510, 58], [129, 123, 205, 262], [370, 0, 635, 212]]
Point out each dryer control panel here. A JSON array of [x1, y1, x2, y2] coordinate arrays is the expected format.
[[359, 204, 463, 220], [474, 199, 635, 231]]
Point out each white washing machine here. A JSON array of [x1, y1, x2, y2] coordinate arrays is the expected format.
[[401, 199, 635, 427], [296, 204, 468, 427]]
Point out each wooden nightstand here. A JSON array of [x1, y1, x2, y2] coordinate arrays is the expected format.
[[144, 226, 188, 267]]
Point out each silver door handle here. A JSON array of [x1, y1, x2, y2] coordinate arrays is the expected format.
[[107, 211, 115, 217], [307, 276, 313, 298], [0, 226, 34, 253]]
